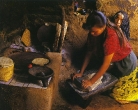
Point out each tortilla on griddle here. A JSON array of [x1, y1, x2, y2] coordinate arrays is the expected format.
[[32, 58, 49, 66]]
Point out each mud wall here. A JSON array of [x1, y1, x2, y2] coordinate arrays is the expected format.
[[0, 0, 138, 57], [0, 0, 73, 53]]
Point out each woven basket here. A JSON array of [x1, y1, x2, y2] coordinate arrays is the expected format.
[[0, 57, 14, 81]]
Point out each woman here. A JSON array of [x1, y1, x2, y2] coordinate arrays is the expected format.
[[112, 11, 130, 40], [72, 10, 137, 103]]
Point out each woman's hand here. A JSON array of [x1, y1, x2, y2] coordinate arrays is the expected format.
[[72, 72, 83, 80], [82, 79, 92, 89]]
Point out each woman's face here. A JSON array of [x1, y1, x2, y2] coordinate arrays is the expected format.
[[90, 25, 106, 37], [114, 13, 124, 27]]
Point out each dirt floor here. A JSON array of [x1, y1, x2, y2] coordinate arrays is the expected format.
[[51, 65, 138, 110], [50, 12, 138, 110]]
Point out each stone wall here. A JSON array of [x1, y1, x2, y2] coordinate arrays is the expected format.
[[96, 0, 138, 56]]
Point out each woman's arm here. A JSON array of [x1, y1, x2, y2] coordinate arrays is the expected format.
[[73, 51, 92, 79], [82, 53, 114, 88], [80, 51, 92, 74]]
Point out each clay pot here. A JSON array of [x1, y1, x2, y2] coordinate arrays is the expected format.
[[28, 65, 53, 87]]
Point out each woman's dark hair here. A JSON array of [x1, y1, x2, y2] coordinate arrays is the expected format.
[[85, 10, 126, 47], [113, 11, 130, 40], [85, 10, 107, 28]]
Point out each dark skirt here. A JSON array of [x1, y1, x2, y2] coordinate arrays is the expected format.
[[108, 51, 137, 78]]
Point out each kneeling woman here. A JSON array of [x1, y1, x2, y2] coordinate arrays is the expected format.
[[72, 10, 137, 103]]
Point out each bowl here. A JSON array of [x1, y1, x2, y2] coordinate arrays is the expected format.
[[28, 65, 53, 87]]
